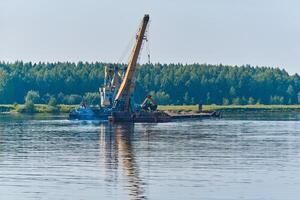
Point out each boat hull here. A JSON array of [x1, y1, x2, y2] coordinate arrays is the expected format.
[[69, 107, 111, 120]]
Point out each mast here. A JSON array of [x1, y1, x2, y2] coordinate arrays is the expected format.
[[114, 14, 150, 111]]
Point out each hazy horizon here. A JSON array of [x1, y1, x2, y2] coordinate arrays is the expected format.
[[1, 0, 299, 74]]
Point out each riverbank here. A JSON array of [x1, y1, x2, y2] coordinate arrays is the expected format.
[[2, 104, 300, 114], [158, 105, 300, 112], [0, 104, 76, 114]]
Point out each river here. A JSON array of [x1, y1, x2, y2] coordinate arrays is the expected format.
[[0, 112, 300, 200]]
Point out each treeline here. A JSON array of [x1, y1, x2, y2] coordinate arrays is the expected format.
[[0, 61, 300, 105]]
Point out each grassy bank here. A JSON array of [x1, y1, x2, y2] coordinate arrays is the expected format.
[[0, 104, 77, 114], [158, 105, 300, 112], [36, 104, 77, 113], [2, 104, 300, 114], [0, 105, 15, 112]]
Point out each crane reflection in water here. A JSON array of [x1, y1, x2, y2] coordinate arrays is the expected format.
[[99, 123, 147, 200]]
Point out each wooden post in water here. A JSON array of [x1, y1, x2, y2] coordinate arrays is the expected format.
[[198, 104, 202, 113]]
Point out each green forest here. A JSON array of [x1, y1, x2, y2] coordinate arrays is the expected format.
[[1, 61, 300, 105]]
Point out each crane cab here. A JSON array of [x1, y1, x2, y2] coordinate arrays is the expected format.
[[100, 65, 122, 108]]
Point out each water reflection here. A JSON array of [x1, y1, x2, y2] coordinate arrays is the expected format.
[[100, 123, 146, 200]]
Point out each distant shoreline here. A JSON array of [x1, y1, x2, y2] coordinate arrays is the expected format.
[[2, 104, 300, 114]]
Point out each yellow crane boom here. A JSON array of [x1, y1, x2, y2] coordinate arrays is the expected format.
[[114, 14, 150, 111]]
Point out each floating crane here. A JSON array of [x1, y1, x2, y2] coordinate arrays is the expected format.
[[70, 14, 219, 122]]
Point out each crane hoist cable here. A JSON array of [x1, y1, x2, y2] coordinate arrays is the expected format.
[[120, 19, 151, 65], [145, 21, 151, 64], [136, 23, 151, 65], [117, 35, 135, 64], [117, 21, 142, 64]]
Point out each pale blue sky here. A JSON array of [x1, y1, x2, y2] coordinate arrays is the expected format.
[[1, 0, 299, 74]]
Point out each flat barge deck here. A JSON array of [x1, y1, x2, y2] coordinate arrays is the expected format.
[[108, 110, 220, 123]]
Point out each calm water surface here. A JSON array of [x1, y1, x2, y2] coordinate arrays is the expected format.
[[0, 113, 300, 200]]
